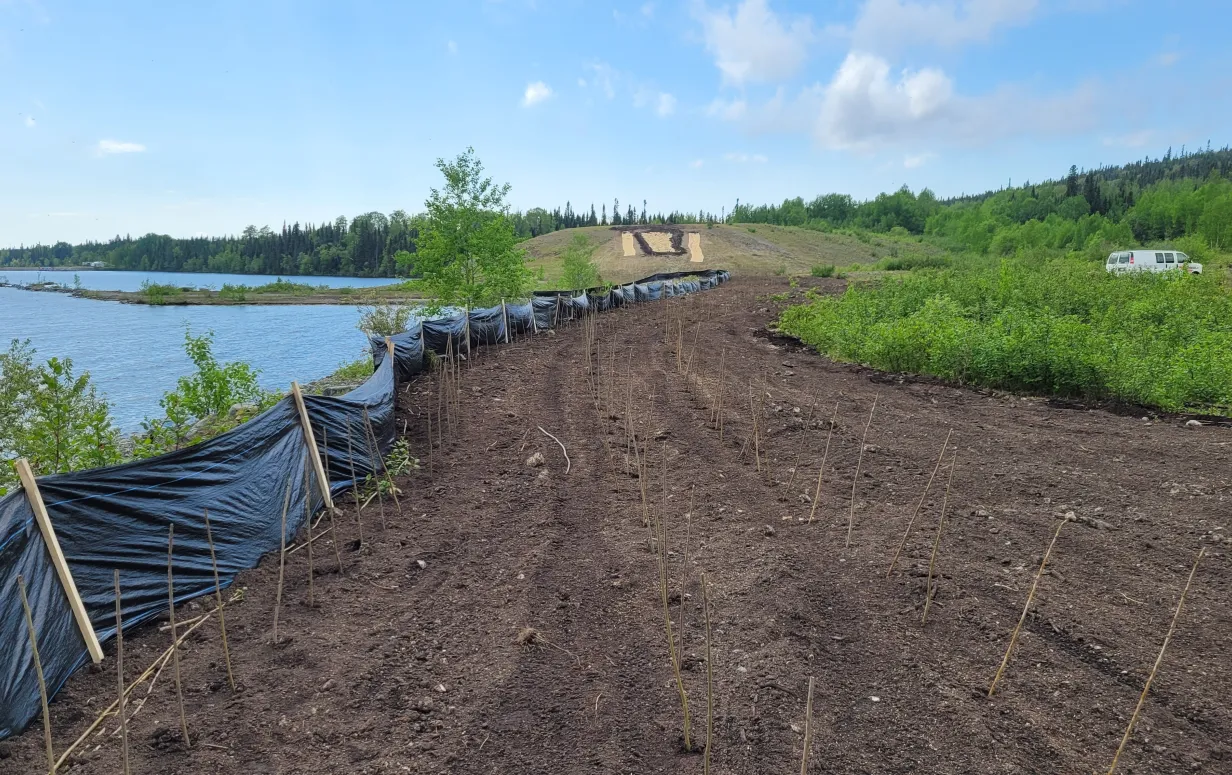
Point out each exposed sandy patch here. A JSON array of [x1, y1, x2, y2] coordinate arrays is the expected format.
[[621, 232, 637, 257], [641, 231, 674, 252], [688, 232, 704, 262]]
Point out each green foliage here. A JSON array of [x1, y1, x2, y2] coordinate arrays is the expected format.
[[249, 278, 319, 295], [357, 297, 413, 337], [0, 340, 120, 493], [811, 264, 836, 278], [875, 254, 951, 271], [332, 357, 374, 381], [559, 234, 602, 290], [778, 253, 1232, 414], [219, 283, 248, 301], [134, 329, 272, 456], [140, 280, 182, 304], [393, 249, 416, 277], [416, 148, 534, 311]]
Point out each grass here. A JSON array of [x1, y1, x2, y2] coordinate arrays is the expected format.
[[520, 223, 947, 283], [778, 251, 1232, 415]]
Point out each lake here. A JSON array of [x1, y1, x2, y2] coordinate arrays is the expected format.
[[0, 269, 397, 293], [0, 271, 398, 432]]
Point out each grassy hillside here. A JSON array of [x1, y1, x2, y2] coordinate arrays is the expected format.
[[521, 224, 944, 283]]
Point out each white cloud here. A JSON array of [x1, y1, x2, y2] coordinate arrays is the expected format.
[[642, 2, 655, 16], [811, 51, 1097, 150], [588, 62, 618, 99], [903, 151, 937, 168], [724, 152, 769, 163], [578, 77, 588, 87], [691, 158, 706, 168], [695, 0, 814, 85], [1103, 130, 1154, 148], [656, 92, 677, 117], [522, 81, 553, 107], [447, 40, 458, 54], [1156, 51, 1179, 67], [97, 139, 146, 155], [24, 116, 35, 128], [707, 97, 748, 121], [843, 0, 1039, 55]]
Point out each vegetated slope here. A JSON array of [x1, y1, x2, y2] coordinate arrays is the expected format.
[[5, 277, 1228, 775], [522, 224, 944, 282]]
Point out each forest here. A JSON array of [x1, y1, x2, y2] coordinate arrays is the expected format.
[[3, 146, 1231, 277]]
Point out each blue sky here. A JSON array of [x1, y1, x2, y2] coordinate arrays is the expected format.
[[3, 0, 1230, 244]]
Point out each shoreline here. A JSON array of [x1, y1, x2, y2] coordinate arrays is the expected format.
[[0, 281, 426, 306]]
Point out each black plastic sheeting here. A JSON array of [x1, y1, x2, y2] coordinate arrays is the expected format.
[[0, 267, 727, 741], [371, 269, 730, 382]]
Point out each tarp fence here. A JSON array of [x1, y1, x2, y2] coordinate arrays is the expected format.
[[0, 268, 728, 739]]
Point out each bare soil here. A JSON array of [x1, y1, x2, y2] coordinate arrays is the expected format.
[[3, 276, 1230, 774]]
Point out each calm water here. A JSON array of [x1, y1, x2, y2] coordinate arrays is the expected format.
[[0, 272, 396, 431], [0, 269, 396, 292]]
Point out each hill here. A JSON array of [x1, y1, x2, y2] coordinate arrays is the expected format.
[[521, 224, 945, 283]]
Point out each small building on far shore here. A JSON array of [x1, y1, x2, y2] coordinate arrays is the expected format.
[[86, 261, 106, 268]]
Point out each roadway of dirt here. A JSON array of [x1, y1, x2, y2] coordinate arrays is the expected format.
[[3, 276, 1229, 774]]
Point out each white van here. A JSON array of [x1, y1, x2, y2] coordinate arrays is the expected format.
[[1106, 249, 1202, 275]]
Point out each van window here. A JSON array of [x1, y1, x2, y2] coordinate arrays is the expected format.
[[1118, 254, 1129, 264], [1155, 252, 1165, 263], [1165, 253, 1175, 263], [1178, 253, 1189, 262]]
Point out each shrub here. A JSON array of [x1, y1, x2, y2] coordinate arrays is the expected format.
[[219, 283, 248, 301], [778, 253, 1232, 415], [357, 298, 413, 337], [559, 233, 602, 290], [333, 357, 374, 381], [140, 281, 182, 304], [811, 264, 836, 278]]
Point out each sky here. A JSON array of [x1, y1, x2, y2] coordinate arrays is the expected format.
[[2, 0, 1230, 245]]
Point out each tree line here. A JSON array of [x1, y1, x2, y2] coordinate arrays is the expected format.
[[1, 199, 721, 278]]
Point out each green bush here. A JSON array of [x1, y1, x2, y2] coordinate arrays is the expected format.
[[778, 252, 1232, 414], [811, 264, 836, 278], [250, 278, 317, 295], [219, 283, 248, 301], [333, 357, 374, 381], [140, 281, 182, 304]]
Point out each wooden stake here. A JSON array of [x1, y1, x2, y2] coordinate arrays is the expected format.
[[711, 347, 726, 428], [202, 509, 235, 691], [800, 675, 815, 775], [1106, 547, 1206, 775], [702, 573, 716, 775], [808, 402, 840, 524], [361, 408, 391, 528], [988, 518, 1067, 696], [658, 445, 692, 752], [273, 479, 292, 644], [785, 398, 819, 491], [303, 456, 316, 608], [344, 423, 366, 544], [502, 299, 510, 344], [18, 574, 56, 774], [846, 396, 878, 548], [166, 524, 191, 747], [888, 428, 953, 576], [921, 450, 956, 624], [320, 427, 345, 575], [16, 458, 103, 664], [290, 382, 335, 513], [113, 570, 131, 775]]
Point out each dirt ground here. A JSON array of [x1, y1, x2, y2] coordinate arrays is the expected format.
[[3, 276, 1230, 774]]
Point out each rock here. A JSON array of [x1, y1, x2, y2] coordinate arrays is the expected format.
[[416, 559, 428, 569], [525, 452, 545, 468], [763, 525, 776, 537], [1186, 419, 1203, 427], [228, 402, 258, 419]]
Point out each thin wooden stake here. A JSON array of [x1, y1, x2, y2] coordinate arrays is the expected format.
[[361, 410, 389, 530], [800, 676, 815, 775], [846, 396, 878, 548], [344, 423, 365, 544], [273, 478, 292, 644], [304, 456, 316, 607], [113, 570, 131, 775], [921, 450, 957, 624], [711, 346, 726, 428], [202, 509, 235, 690], [785, 398, 819, 491], [18, 574, 56, 774], [320, 427, 344, 574], [166, 523, 191, 747], [808, 402, 840, 524], [888, 428, 953, 576], [364, 407, 401, 517], [1106, 547, 1206, 775], [988, 518, 1067, 696], [702, 572, 715, 775]]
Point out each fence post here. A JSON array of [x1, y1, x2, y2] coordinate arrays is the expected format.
[[502, 299, 510, 344], [290, 383, 335, 513], [15, 458, 104, 665], [464, 307, 472, 360]]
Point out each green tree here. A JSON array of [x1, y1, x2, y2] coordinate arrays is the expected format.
[[416, 147, 533, 310], [559, 233, 602, 289]]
